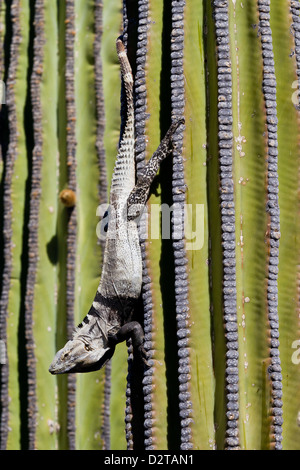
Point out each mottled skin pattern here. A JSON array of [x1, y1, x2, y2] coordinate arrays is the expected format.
[[49, 38, 183, 375], [127, 119, 184, 220]]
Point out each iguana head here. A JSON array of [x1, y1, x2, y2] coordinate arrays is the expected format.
[[49, 319, 114, 374]]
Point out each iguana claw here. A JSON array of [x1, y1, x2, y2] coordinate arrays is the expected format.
[[137, 344, 150, 368]]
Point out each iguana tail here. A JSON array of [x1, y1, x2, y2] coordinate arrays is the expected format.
[[110, 38, 135, 198]]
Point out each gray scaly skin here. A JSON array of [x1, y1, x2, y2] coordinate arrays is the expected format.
[[49, 38, 184, 375]]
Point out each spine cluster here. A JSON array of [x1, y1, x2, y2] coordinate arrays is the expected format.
[[0, 0, 21, 450], [170, 0, 193, 452], [258, 0, 283, 450], [65, 0, 77, 450], [213, 0, 240, 450]]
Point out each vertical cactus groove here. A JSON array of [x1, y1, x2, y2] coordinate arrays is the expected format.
[[213, 0, 240, 449], [258, 0, 283, 450], [170, 0, 193, 451], [94, 0, 111, 450], [65, 0, 77, 450], [24, 0, 44, 449], [0, 0, 21, 449]]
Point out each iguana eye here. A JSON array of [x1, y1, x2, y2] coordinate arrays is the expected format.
[[84, 344, 92, 352]]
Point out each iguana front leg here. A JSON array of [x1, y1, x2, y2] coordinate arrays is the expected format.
[[127, 118, 185, 220], [108, 322, 149, 366]]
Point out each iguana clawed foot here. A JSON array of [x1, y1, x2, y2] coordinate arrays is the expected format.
[[108, 321, 150, 368], [127, 118, 185, 221], [137, 343, 150, 368]]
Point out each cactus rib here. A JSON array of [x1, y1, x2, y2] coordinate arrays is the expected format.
[[65, 0, 77, 450], [0, 0, 4, 183], [291, 2, 300, 96], [0, 0, 21, 449], [260, 0, 283, 449], [258, 0, 283, 450], [24, 0, 45, 449], [125, 351, 134, 449], [0, 0, 4, 118], [132, 0, 156, 452], [136, 0, 170, 450], [101, 363, 111, 449], [170, 0, 193, 452], [213, 0, 240, 450]]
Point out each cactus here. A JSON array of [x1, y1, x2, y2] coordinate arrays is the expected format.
[[1, 0, 300, 451]]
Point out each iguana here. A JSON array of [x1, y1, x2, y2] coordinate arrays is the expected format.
[[49, 38, 184, 375]]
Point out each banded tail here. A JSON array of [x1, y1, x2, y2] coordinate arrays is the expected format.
[[110, 39, 135, 199]]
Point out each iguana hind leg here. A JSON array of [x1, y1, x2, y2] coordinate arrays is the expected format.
[[127, 118, 185, 220], [108, 321, 149, 366]]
